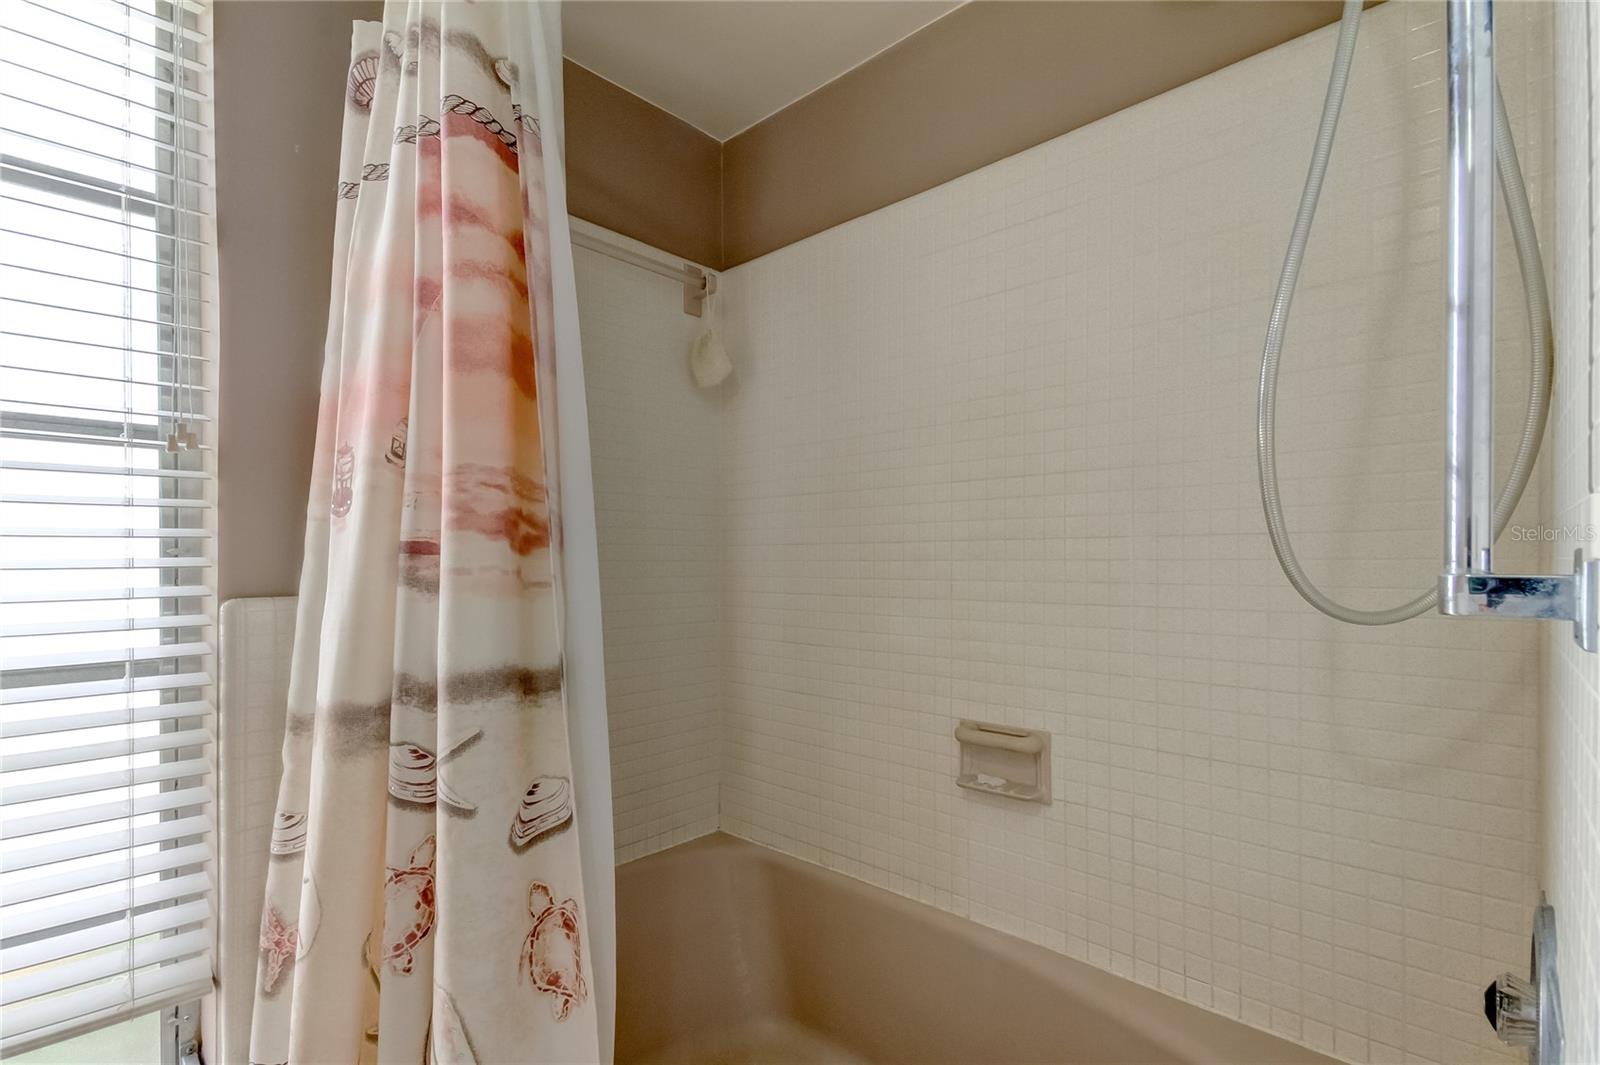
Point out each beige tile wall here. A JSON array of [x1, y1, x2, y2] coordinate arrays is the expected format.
[[716, 4, 1551, 1063], [577, 226, 724, 863], [1545, 3, 1600, 1061]]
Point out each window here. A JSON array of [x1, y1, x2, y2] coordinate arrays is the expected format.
[[0, 0, 215, 1057]]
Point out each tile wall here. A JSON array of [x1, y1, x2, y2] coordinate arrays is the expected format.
[[577, 226, 724, 862], [716, 4, 1552, 1062]]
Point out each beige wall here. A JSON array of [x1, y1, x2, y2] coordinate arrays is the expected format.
[[720, 0, 1347, 266], [716, 4, 1550, 1063], [566, 61, 723, 270], [214, 0, 382, 603]]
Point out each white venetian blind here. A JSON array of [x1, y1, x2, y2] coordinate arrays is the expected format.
[[0, 0, 216, 1054]]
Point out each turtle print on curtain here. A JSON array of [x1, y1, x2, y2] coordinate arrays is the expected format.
[[249, 4, 602, 1062]]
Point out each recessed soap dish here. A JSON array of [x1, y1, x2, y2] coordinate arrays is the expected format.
[[955, 720, 1050, 804]]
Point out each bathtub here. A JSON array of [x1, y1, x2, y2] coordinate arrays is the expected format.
[[615, 833, 1338, 1065]]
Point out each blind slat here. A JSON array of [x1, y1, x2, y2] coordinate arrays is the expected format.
[[0, 427, 211, 451], [2, 799, 212, 850], [2, 724, 211, 773], [0, 291, 211, 328], [0, 225, 213, 275], [3, 870, 212, 940], [0, 261, 213, 303], [0, 528, 212, 540], [1, 756, 211, 806], [2, 557, 212, 571], [13, 0, 209, 59], [0, 188, 211, 239], [1, 495, 210, 509], [1, 701, 211, 741], [2, 842, 211, 907], [0, 25, 210, 96], [0, 616, 213, 639], [0, 58, 209, 128], [2, 641, 213, 673], [0, 585, 212, 605], [2, 93, 213, 159], [0, 670, 212, 705], [1, 461, 211, 480], [0, 366, 215, 393], [0, 899, 211, 977], [1, 952, 212, 1055], [0, 330, 210, 365], [2, 929, 212, 1009]]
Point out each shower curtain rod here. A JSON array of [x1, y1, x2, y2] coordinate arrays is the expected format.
[[570, 228, 716, 317]]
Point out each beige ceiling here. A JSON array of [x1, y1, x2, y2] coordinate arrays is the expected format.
[[562, 1, 961, 141]]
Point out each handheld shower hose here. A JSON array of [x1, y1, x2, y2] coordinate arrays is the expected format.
[[1257, 0, 1553, 625]]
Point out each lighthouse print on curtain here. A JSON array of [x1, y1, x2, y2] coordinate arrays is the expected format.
[[249, 4, 604, 1062]]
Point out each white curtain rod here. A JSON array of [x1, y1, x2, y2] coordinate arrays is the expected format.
[[570, 228, 716, 317]]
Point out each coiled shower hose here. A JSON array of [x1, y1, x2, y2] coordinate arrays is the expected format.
[[1256, 0, 1554, 624]]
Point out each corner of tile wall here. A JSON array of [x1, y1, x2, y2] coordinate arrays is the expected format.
[[576, 228, 725, 863]]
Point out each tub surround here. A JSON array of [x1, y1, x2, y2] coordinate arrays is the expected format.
[[715, 3, 1549, 1063]]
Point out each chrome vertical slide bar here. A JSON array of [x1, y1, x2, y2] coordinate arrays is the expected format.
[[1435, 0, 1600, 648], [1443, 0, 1496, 578]]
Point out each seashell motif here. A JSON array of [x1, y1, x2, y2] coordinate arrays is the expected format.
[[388, 742, 438, 804], [259, 904, 298, 994], [380, 835, 436, 975], [296, 874, 320, 960], [520, 881, 586, 1021], [428, 984, 479, 1064], [508, 776, 573, 850], [270, 811, 307, 856], [388, 733, 480, 811], [347, 51, 379, 113]]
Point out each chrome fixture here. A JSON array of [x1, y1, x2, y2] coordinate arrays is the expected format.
[[1255, 0, 1599, 650], [1436, 0, 1600, 651], [1484, 898, 1563, 1064]]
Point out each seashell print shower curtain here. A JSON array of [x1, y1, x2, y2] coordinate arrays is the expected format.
[[248, 4, 614, 1062]]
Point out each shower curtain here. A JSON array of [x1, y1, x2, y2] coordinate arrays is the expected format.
[[248, 4, 615, 1063]]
